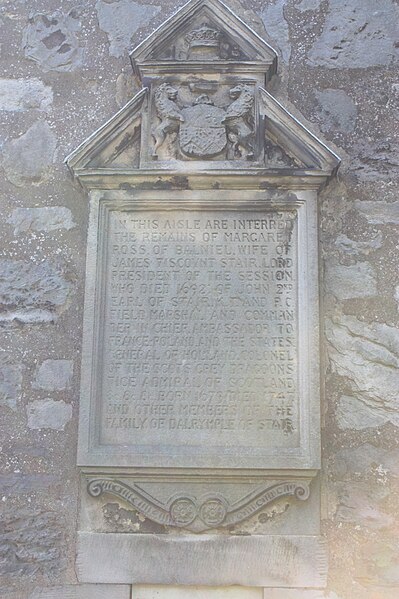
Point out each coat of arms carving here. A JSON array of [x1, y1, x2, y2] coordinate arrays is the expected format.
[[180, 95, 227, 158], [152, 83, 255, 161]]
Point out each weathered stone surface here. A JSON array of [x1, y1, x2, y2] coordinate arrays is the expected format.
[[0, 259, 73, 324], [29, 584, 131, 599], [314, 89, 357, 134], [133, 586, 262, 599], [1, 121, 57, 186], [0, 79, 53, 112], [115, 72, 138, 107], [334, 233, 383, 256], [0, 364, 22, 410], [8, 207, 75, 235], [27, 399, 72, 430], [96, 1, 160, 58], [295, 0, 321, 12], [350, 139, 399, 182], [336, 395, 388, 430], [0, 510, 66, 578], [102, 502, 166, 534], [307, 0, 398, 68], [324, 259, 377, 300], [267, 591, 342, 599], [77, 533, 327, 587], [326, 314, 399, 427], [261, 1, 290, 63], [33, 359, 73, 391], [354, 200, 399, 225], [391, 82, 399, 121], [334, 482, 393, 530], [23, 9, 83, 72], [355, 537, 399, 589], [0, 473, 59, 496], [329, 443, 399, 481]]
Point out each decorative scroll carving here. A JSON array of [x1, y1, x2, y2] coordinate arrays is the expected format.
[[151, 82, 255, 160], [87, 478, 311, 532]]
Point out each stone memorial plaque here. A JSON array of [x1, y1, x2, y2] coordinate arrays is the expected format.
[[105, 209, 298, 449], [68, 0, 340, 583], [78, 192, 319, 471]]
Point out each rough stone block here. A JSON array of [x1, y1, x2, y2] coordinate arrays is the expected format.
[[0, 473, 59, 496], [33, 359, 73, 391], [324, 259, 377, 300], [23, 9, 83, 72], [133, 586, 262, 599], [265, 591, 342, 599], [0, 510, 66, 579], [29, 584, 131, 599], [261, 1, 290, 63], [26, 399, 72, 431], [335, 233, 382, 256], [295, 0, 321, 12], [0, 363, 22, 410], [354, 200, 399, 225], [9, 207, 75, 235], [336, 395, 387, 430], [1, 121, 57, 186], [0, 78, 53, 112], [326, 314, 399, 427], [77, 533, 327, 587], [0, 259, 72, 324], [96, 1, 160, 58], [314, 89, 357, 133], [307, 0, 398, 68]]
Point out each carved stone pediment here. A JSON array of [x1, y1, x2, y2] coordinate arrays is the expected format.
[[66, 1, 339, 180], [66, 82, 338, 180], [130, 0, 277, 79]]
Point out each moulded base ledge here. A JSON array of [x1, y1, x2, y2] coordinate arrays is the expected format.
[[76, 532, 327, 588]]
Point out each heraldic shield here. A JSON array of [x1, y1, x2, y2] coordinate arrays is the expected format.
[[179, 96, 227, 158]]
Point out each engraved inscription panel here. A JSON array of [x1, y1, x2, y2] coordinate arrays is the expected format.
[[99, 209, 299, 457]]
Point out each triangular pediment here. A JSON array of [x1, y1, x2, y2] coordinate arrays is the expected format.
[[259, 88, 340, 174], [66, 0, 339, 188], [130, 0, 277, 81], [66, 86, 339, 181], [65, 89, 146, 172]]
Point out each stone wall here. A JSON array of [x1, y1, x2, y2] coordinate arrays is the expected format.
[[0, 1, 398, 598]]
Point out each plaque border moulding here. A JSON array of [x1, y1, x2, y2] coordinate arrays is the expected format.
[[66, 0, 339, 585], [74, 190, 320, 473]]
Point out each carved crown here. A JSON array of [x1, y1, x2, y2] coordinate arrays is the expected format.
[[185, 22, 222, 48]]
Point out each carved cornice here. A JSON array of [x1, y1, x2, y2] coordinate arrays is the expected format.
[[87, 477, 311, 532]]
